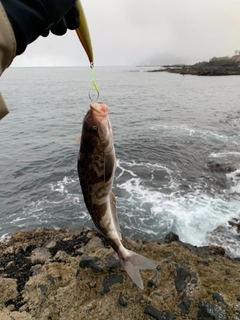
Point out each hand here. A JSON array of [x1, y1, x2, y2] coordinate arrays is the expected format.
[[1, 0, 80, 55]]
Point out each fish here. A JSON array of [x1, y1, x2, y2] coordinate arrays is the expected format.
[[77, 100, 157, 289]]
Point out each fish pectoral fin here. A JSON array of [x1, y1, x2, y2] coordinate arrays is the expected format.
[[110, 191, 122, 240], [104, 152, 115, 182], [75, 136, 81, 145]]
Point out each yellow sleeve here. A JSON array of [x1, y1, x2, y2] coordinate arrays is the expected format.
[[0, 2, 16, 120]]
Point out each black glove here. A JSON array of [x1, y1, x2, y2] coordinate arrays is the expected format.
[[1, 0, 80, 55]]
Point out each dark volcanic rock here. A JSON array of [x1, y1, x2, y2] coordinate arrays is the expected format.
[[206, 160, 238, 173], [102, 274, 123, 294], [212, 292, 225, 304], [144, 305, 165, 320], [178, 293, 191, 316], [150, 55, 240, 76], [147, 273, 158, 288], [79, 255, 103, 273], [0, 250, 32, 292], [118, 292, 128, 307], [164, 232, 179, 243], [174, 264, 197, 293], [197, 299, 227, 320], [144, 306, 176, 320]]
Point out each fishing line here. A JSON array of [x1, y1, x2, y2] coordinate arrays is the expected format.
[[75, 0, 99, 101], [89, 62, 99, 101]]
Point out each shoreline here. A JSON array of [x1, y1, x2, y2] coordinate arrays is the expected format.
[[0, 227, 240, 319], [148, 55, 240, 76]]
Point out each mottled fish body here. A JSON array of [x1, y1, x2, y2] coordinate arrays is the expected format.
[[78, 100, 156, 289]]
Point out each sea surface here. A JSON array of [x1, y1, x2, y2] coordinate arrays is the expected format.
[[0, 66, 240, 257]]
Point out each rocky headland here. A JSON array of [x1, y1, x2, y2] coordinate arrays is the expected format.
[[150, 55, 240, 76], [0, 227, 240, 320]]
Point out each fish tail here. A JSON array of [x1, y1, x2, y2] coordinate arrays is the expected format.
[[118, 249, 157, 289]]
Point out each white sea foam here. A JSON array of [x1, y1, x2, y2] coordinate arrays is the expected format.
[[116, 159, 240, 254], [205, 218, 240, 258], [49, 176, 76, 194], [10, 175, 86, 231], [150, 124, 238, 143], [0, 233, 9, 243], [117, 159, 179, 190], [209, 151, 240, 158], [226, 169, 240, 194]]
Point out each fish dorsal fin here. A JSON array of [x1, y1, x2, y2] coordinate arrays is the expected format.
[[104, 152, 115, 182], [110, 191, 122, 240]]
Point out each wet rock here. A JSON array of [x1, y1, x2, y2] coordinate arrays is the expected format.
[[164, 232, 179, 243], [206, 225, 240, 258], [206, 160, 237, 173], [197, 300, 227, 320], [208, 246, 225, 256], [228, 220, 240, 233]]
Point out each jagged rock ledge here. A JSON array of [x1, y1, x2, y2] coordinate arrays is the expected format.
[[0, 227, 240, 320], [149, 55, 240, 76]]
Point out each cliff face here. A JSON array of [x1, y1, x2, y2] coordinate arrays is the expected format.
[[0, 228, 240, 320]]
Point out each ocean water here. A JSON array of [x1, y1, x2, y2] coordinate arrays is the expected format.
[[0, 66, 240, 257]]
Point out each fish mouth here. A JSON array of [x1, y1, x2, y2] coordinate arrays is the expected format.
[[90, 101, 108, 117]]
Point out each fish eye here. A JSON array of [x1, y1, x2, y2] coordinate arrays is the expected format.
[[89, 125, 98, 134]]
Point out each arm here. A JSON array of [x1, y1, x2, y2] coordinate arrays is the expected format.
[[0, 0, 80, 120], [0, 2, 16, 119]]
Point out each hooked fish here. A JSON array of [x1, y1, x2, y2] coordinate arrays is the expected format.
[[77, 100, 156, 289]]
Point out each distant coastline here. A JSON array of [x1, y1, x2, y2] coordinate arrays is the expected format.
[[148, 55, 240, 76]]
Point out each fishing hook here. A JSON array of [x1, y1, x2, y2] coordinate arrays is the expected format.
[[89, 90, 100, 101]]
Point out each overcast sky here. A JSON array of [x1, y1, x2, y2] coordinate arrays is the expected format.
[[11, 0, 240, 67]]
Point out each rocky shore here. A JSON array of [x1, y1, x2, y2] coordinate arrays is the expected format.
[[0, 228, 240, 319], [150, 55, 240, 76]]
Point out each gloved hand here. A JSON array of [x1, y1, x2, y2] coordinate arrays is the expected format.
[[1, 0, 80, 55]]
